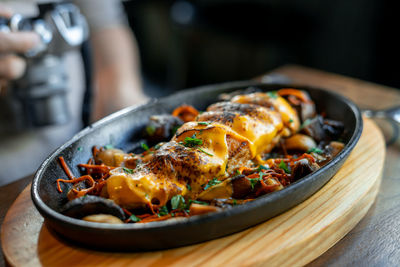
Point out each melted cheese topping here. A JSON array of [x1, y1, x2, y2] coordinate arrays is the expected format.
[[105, 92, 300, 208], [173, 122, 231, 177], [107, 168, 187, 208], [231, 93, 300, 135]]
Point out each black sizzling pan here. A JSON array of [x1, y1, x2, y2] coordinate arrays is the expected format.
[[31, 82, 363, 251]]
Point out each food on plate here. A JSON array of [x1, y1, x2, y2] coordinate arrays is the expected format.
[[56, 87, 345, 224]]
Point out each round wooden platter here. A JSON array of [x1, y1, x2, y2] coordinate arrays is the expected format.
[[2, 118, 385, 267]]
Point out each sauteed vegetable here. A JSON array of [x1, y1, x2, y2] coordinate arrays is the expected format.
[[56, 87, 345, 224]]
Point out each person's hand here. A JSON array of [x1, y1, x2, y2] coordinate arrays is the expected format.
[[0, 5, 40, 92]]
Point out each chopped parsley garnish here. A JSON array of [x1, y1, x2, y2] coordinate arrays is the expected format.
[[248, 177, 261, 190], [247, 173, 264, 190], [182, 134, 203, 147], [300, 119, 312, 129], [191, 200, 209, 205], [307, 147, 324, 154], [104, 144, 114, 150], [289, 119, 294, 123], [145, 125, 156, 136], [235, 169, 241, 175], [180, 134, 213, 157], [279, 161, 290, 174], [171, 195, 186, 210], [158, 206, 169, 217], [186, 183, 192, 191], [129, 214, 141, 222], [256, 165, 269, 171], [204, 177, 222, 190], [267, 91, 278, 99], [141, 142, 150, 151], [197, 147, 214, 156], [197, 122, 210, 126], [123, 167, 134, 174]]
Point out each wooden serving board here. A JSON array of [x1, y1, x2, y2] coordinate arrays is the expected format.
[[1, 118, 385, 267]]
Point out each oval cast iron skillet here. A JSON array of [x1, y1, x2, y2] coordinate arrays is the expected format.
[[31, 82, 363, 251]]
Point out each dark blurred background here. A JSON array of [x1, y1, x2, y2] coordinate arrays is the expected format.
[[123, 0, 400, 95]]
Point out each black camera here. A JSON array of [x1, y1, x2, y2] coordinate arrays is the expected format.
[[0, 3, 88, 131]]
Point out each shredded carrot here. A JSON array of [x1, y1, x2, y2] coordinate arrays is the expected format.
[[58, 156, 75, 180], [122, 208, 132, 217], [172, 105, 199, 122], [137, 214, 172, 223], [246, 173, 260, 179], [237, 166, 254, 174], [56, 175, 95, 197], [277, 88, 312, 103], [295, 153, 316, 163], [92, 146, 99, 158]]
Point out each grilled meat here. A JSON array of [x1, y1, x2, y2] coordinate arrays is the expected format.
[[105, 92, 300, 208]]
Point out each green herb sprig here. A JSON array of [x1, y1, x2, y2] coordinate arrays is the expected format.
[[171, 195, 186, 210], [180, 134, 213, 156], [307, 147, 323, 154], [141, 142, 150, 151], [129, 214, 141, 222], [279, 161, 290, 174], [123, 167, 134, 174], [182, 134, 203, 147], [204, 177, 222, 190]]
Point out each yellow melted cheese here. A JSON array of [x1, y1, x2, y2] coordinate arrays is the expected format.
[[231, 93, 300, 135], [106, 93, 300, 207], [107, 168, 187, 208]]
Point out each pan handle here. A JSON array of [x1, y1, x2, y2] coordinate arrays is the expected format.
[[363, 106, 400, 145]]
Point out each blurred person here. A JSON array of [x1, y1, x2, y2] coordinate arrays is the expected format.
[[0, 0, 147, 186]]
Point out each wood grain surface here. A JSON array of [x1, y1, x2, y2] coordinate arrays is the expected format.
[[266, 65, 400, 266], [1, 118, 385, 267]]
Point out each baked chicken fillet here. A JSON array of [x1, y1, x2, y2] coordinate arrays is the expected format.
[[104, 92, 300, 208]]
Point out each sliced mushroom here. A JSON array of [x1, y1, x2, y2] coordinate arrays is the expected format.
[[62, 195, 126, 221], [197, 179, 233, 201], [317, 141, 345, 166], [291, 158, 320, 180], [301, 116, 326, 142], [299, 102, 316, 122], [231, 175, 253, 199], [327, 141, 345, 157], [264, 177, 284, 190], [322, 119, 345, 140], [301, 116, 345, 142], [198, 175, 261, 201], [189, 203, 221, 216], [284, 134, 317, 152], [82, 214, 124, 224], [143, 114, 183, 143], [95, 148, 127, 167]]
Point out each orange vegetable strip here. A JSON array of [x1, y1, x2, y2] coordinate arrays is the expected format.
[[277, 88, 312, 103], [237, 166, 254, 174], [56, 175, 95, 195], [172, 104, 199, 122], [137, 214, 172, 223], [92, 146, 99, 158], [58, 156, 75, 180]]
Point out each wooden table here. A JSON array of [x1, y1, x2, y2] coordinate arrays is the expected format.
[[1, 65, 400, 266]]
